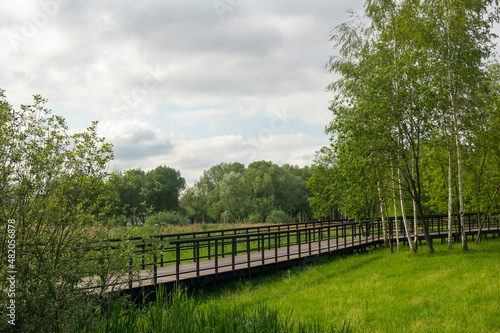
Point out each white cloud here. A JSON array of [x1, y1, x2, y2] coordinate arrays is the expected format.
[[166, 109, 226, 129], [0, 0, 369, 182], [134, 132, 327, 186], [98, 119, 172, 165]]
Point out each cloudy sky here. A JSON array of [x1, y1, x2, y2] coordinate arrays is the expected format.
[[2, 0, 369, 184]]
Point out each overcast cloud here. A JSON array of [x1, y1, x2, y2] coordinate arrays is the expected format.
[[1, 0, 368, 184]]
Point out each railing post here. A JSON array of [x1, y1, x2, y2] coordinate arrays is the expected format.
[[160, 236, 164, 267], [275, 232, 278, 265], [215, 238, 219, 277], [328, 226, 331, 252], [247, 236, 251, 269], [336, 225, 339, 250], [268, 226, 271, 250], [129, 257, 133, 290], [318, 227, 322, 254], [351, 223, 354, 246], [175, 242, 180, 284], [232, 237, 236, 273], [153, 253, 157, 286], [298, 230, 302, 259], [208, 238, 211, 260], [308, 228, 312, 256], [287, 231, 290, 260], [221, 231, 225, 258], [438, 216, 441, 235], [359, 223, 362, 245], [196, 241, 200, 279], [365, 222, 368, 244], [261, 234, 265, 265], [141, 244, 145, 270]]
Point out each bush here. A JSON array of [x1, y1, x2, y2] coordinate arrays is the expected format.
[[145, 210, 190, 226], [0, 91, 135, 332], [220, 210, 240, 224], [266, 210, 295, 224], [247, 213, 264, 224]]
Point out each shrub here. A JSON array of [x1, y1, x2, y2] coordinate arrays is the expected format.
[[247, 213, 264, 224], [0, 91, 135, 332], [145, 210, 190, 226], [266, 210, 295, 224], [220, 210, 240, 224]]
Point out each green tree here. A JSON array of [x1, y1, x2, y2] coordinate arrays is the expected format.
[[420, 0, 500, 250], [118, 168, 150, 223], [198, 162, 245, 222], [0, 90, 131, 331], [180, 184, 207, 223], [146, 165, 185, 212], [319, 0, 499, 253]]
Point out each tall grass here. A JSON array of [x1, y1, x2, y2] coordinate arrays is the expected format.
[[197, 237, 500, 332], [74, 286, 351, 332], [69, 236, 500, 332]]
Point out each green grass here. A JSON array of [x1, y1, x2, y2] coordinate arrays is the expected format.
[[74, 286, 351, 332], [195, 237, 500, 333], [77, 236, 499, 332]]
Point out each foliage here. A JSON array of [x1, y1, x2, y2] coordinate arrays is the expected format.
[[266, 209, 296, 224], [311, 0, 500, 251], [146, 166, 185, 213], [181, 161, 312, 224], [145, 210, 190, 227], [0, 90, 135, 332], [75, 286, 352, 333], [114, 166, 185, 224]]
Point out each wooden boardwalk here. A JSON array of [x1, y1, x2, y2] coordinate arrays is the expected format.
[[88, 215, 499, 295], [113, 234, 372, 292]]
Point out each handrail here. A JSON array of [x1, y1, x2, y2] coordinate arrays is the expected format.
[[98, 219, 349, 244], [168, 222, 360, 244]]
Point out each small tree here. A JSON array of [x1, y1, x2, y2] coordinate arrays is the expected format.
[[0, 90, 132, 332]]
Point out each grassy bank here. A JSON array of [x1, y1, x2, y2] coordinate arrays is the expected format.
[[197, 237, 500, 332], [75, 287, 351, 332], [76, 237, 499, 332]]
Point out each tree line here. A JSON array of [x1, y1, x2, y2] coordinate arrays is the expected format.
[[96, 161, 311, 226], [306, 0, 500, 253], [180, 161, 311, 224]]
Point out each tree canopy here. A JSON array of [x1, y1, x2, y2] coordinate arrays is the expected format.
[[181, 161, 311, 223], [308, 0, 500, 253]]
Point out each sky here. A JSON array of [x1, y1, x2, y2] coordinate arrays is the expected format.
[[1, 0, 371, 185]]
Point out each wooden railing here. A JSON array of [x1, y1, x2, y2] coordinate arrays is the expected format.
[[83, 212, 499, 291]]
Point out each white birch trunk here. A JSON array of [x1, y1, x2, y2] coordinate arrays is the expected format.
[[446, 6, 468, 251], [397, 129, 415, 252], [378, 181, 389, 247], [448, 139, 453, 249], [391, 167, 400, 252], [398, 167, 415, 252], [412, 158, 418, 250]]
